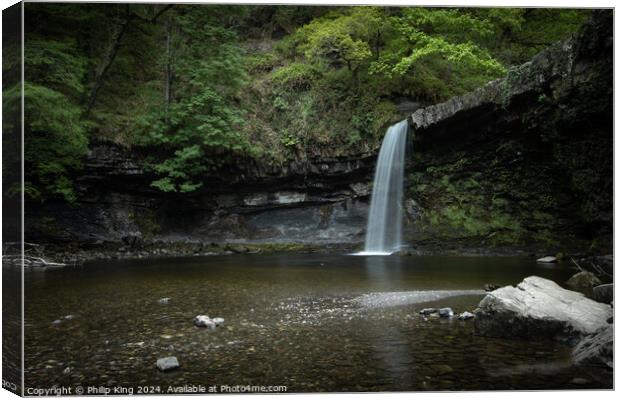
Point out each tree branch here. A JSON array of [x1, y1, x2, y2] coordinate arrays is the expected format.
[[151, 4, 174, 23], [85, 6, 132, 115]]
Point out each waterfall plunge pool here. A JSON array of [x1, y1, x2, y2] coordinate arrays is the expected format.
[[20, 254, 611, 391]]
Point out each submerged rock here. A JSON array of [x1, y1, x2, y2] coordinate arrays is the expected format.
[[536, 256, 557, 263], [156, 356, 180, 372], [567, 271, 602, 297], [438, 308, 454, 318], [474, 276, 612, 344], [572, 325, 613, 368], [419, 308, 437, 315], [158, 297, 171, 304], [593, 283, 613, 304], [212, 317, 225, 327]]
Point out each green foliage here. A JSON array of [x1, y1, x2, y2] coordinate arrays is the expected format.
[[368, 8, 508, 99], [246, 52, 280, 73], [141, 86, 249, 192], [300, 13, 373, 72], [21, 83, 89, 201], [14, 6, 94, 202], [25, 39, 88, 98], [136, 6, 252, 192], [271, 62, 323, 89]]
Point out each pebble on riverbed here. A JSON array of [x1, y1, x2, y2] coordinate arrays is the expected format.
[[194, 315, 224, 329], [419, 308, 438, 315], [156, 356, 180, 372], [158, 297, 171, 304]]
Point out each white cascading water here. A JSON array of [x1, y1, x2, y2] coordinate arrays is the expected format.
[[358, 120, 408, 255]]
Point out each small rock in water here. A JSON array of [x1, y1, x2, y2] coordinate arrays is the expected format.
[[156, 356, 179, 372], [158, 297, 171, 304], [64, 315, 76, 320], [194, 315, 216, 330], [63, 367, 71, 374], [51, 319, 62, 325], [458, 311, 475, 320], [419, 308, 437, 315], [536, 256, 557, 263], [438, 308, 454, 318], [212, 317, 225, 327]]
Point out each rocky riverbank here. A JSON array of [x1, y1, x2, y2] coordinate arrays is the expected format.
[[3, 232, 614, 267], [473, 268, 614, 370], [3, 241, 360, 267]]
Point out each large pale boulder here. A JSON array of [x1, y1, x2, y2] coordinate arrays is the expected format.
[[474, 276, 612, 344]]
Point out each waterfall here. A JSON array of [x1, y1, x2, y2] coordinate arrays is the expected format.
[[359, 120, 408, 255]]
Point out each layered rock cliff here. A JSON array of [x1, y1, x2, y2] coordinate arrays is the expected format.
[[25, 143, 378, 246]]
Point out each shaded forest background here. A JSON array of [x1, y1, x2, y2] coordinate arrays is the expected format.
[[3, 3, 589, 201]]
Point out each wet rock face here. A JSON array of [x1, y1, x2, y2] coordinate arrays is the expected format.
[[83, 143, 144, 178], [474, 276, 612, 344], [405, 11, 613, 252], [572, 325, 613, 368], [26, 148, 376, 245]]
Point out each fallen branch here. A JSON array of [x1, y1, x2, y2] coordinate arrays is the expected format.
[[2, 254, 67, 267], [590, 261, 612, 278], [570, 257, 584, 272], [3, 242, 40, 247]]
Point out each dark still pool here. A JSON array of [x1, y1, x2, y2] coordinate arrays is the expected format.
[[23, 254, 612, 391]]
